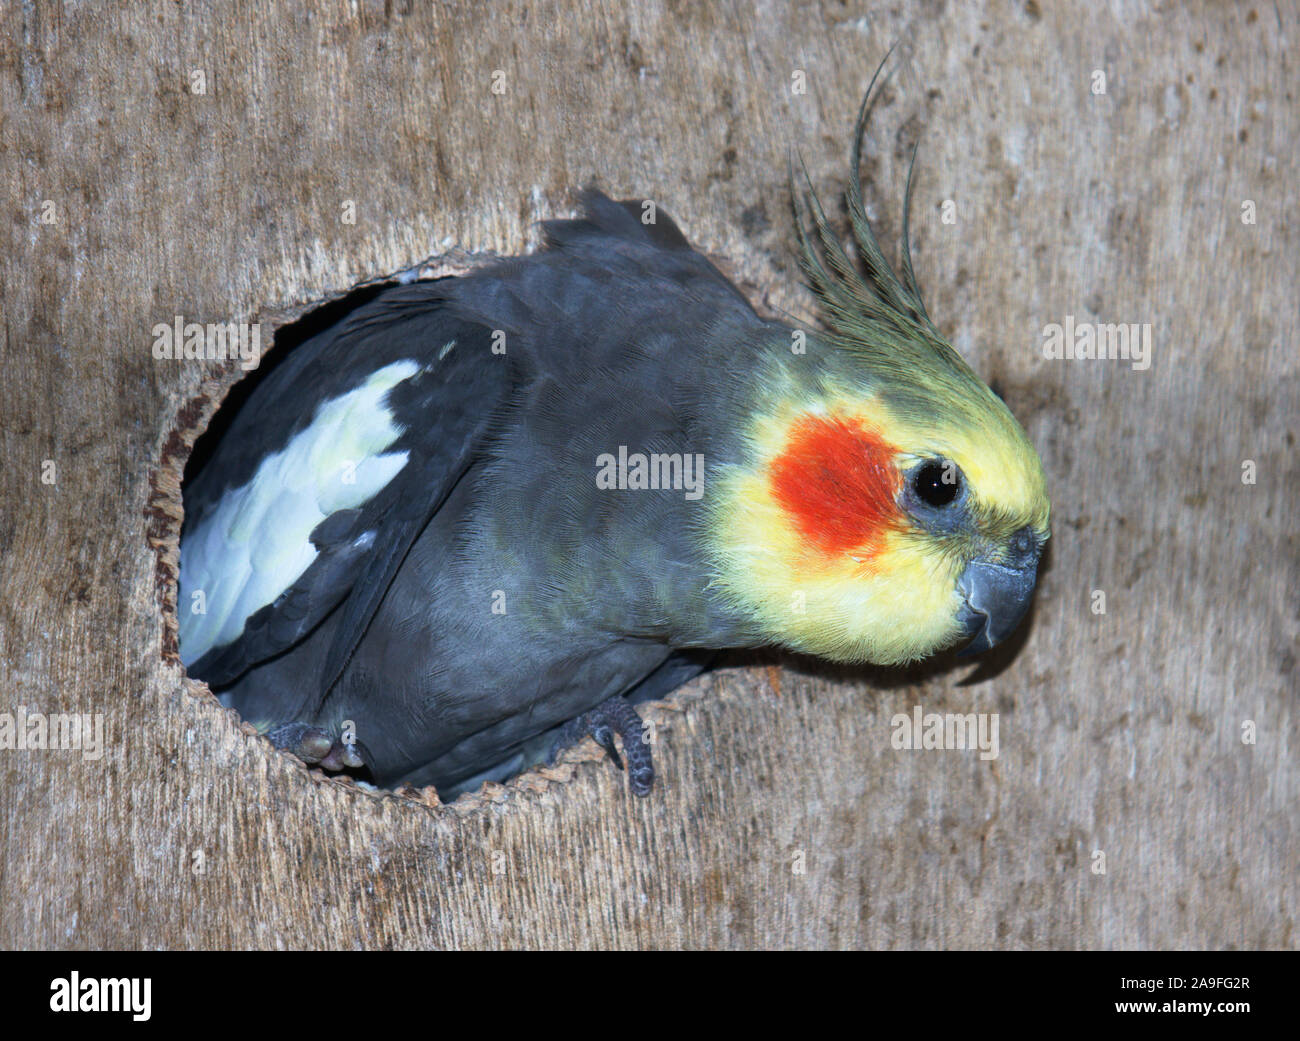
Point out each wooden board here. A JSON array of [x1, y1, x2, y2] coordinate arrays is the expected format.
[[0, 1, 1294, 948]]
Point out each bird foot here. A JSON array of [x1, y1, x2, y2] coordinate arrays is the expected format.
[[265, 722, 365, 772], [551, 696, 654, 796]]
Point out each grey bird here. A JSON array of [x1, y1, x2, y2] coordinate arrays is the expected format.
[[179, 70, 1050, 799]]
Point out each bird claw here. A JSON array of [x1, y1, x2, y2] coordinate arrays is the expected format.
[[590, 723, 623, 771], [265, 722, 365, 772], [551, 696, 654, 796]]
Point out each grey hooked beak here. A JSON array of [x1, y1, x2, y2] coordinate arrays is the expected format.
[[955, 527, 1043, 656]]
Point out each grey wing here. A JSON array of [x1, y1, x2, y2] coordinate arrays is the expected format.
[[180, 285, 520, 692]]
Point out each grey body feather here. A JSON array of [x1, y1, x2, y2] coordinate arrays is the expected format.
[[184, 193, 779, 790]]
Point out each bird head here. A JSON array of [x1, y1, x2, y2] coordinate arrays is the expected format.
[[707, 62, 1050, 666]]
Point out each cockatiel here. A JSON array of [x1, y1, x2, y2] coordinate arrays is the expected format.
[[179, 64, 1050, 799]]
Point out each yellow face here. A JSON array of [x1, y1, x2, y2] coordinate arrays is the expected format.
[[706, 383, 1050, 665]]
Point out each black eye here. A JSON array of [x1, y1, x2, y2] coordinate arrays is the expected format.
[[912, 461, 961, 508]]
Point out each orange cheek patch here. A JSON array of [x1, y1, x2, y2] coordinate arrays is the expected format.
[[768, 414, 903, 558]]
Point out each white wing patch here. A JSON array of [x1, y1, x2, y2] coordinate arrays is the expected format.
[[179, 359, 421, 667]]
